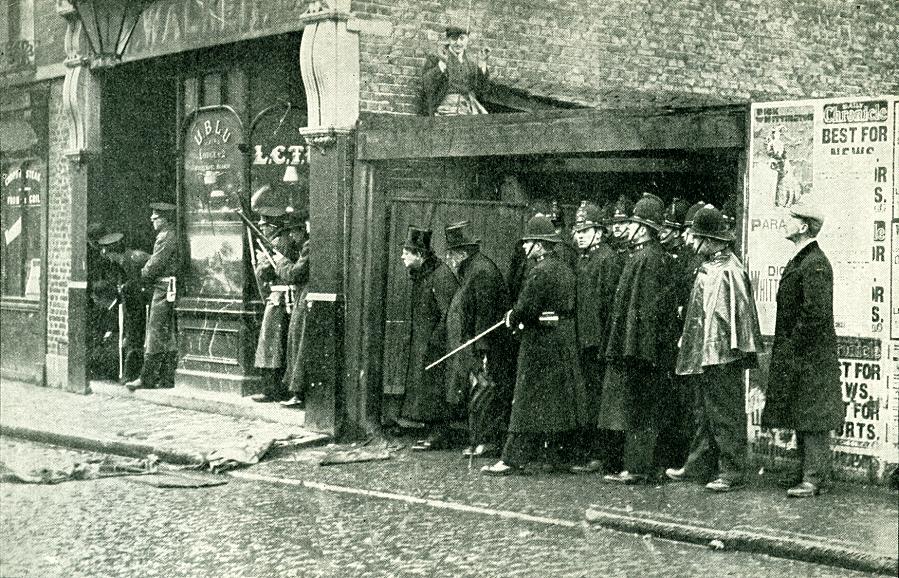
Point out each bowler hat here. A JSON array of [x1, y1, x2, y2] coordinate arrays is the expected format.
[[690, 205, 735, 242], [97, 232, 124, 246], [610, 195, 634, 223], [521, 214, 561, 243], [662, 198, 691, 229], [403, 226, 433, 253], [789, 202, 825, 225], [445, 221, 480, 249], [683, 201, 706, 227], [572, 201, 604, 232], [627, 193, 665, 231]]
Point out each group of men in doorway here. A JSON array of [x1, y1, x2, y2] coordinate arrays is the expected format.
[[89, 201, 313, 409], [398, 193, 842, 498], [88, 202, 181, 391]]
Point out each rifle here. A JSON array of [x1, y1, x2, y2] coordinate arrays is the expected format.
[[232, 206, 284, 260]]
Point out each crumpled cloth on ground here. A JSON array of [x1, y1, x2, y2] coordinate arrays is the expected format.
[[201, 436, 277, 473], [0, 454, 159, 484], [318, 439, 400, 466]]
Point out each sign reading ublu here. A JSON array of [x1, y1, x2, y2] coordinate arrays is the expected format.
[[122, 0, 339, 62]]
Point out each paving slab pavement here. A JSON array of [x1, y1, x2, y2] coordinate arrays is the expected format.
[[250, 441, 899, 575], [0, 380, 328, 465], [2, 379, 896, 574]]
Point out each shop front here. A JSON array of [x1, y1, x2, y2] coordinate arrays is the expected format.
[[41, 0, 359, 434], [346, 106, 746, 433]]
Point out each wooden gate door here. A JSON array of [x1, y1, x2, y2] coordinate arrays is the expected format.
[[380, 197, 530, 422]]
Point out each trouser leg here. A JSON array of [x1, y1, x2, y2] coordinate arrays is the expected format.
[[681, 385, 719, 481], [798, 430, 832, 487], [158, 351, 178, 388], [622, 364, 661, 477], [138, 353, 163, 388], [501, 432, 542, 468], [703, 363, 747, 483]]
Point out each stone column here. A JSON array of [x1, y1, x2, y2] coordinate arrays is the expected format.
[[298, 1, 359, 434], [50, 1, 100, 393]]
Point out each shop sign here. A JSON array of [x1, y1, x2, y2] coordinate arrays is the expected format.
[[182, 107, 246, 298], [249, 102, 308, 211], [123, 0, 335, 62], [745, 96, 898, 478]]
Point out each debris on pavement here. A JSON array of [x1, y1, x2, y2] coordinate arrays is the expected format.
[[709, 539, 726, 551], [200, 436, 279, 473], [318, 439, 399, 466], [125, 471, 229, 488], [0, 454, 159, 484]]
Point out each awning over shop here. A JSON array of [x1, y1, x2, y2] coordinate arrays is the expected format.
[[356, 106, 746, 161]]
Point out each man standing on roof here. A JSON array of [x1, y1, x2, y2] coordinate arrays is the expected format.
[[419, 25, 490, 116], [126, 202, 180, 391]]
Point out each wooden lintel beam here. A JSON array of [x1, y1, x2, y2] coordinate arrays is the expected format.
[[356, 107, 746, 161], [523, 157, 702, 173]]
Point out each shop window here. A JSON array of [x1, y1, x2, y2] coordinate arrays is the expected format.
[[1, 88, 46, 300]]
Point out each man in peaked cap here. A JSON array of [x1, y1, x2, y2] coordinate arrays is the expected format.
[[443, 221, 513, 458], [97, 232, 150, 383], [482, 215, 588, 475], [666, 205, 763, 492], [419, 24, 490, 116], [762, 202, 842, 498], [275, 209, 311, 408], [399, 226, 459, 450], [601, 193, 677, 484], [569, 202, 626, 474], [249, 207, 295, 403], [127, 202, 180, 391]]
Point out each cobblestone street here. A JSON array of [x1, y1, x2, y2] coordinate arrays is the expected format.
[[0, 438, 882, 578]]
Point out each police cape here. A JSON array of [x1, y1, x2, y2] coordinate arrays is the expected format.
[[675, 250, 763, 375]]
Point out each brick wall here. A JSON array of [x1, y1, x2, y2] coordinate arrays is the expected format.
[[46, 78, 70, 358], [352, 0, 899, 114], [33, 0, 67, 67]]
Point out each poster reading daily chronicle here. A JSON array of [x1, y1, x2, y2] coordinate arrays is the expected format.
[[745, 97, 898, 480]]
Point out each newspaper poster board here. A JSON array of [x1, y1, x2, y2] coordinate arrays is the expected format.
[[745, 96, 898, 480]]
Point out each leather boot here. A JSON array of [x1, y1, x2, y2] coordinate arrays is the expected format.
[[126, 353, 161, 391]]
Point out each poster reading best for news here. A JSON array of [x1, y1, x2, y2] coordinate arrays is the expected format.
[[745, 96, 898, 478]]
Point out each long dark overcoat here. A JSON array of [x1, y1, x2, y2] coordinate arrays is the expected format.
[[446, 250, 512, 400], [401, 255, 459, 423], [276, 242, 309, 395], [599, 239, 673, 430], [254, 235, 294, 369], [142, 225, 179, 354], [762, 241, 843, 432], [576, 242, 624, 422], [507, 252, 588, 433], [576, 242, 622, 354], [445, 249, 514, 442]]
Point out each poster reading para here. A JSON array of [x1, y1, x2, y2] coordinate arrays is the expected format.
[[745, 96, 898, 480]]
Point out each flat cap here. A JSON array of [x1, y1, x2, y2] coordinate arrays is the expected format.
[[789, 202, 825, 224]]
